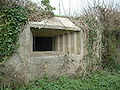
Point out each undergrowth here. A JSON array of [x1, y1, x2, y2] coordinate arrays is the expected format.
[[1, 69, 120, 90]]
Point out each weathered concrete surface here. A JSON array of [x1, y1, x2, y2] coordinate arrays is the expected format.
[[5, 52, 81, 82], [4, 17, 82, 83], [3, 16, 104, 85], [30, 17, 80, 31], [29, 54, 81, 79]]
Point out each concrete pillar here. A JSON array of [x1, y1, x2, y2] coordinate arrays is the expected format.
[[77, 32, 81, 54], [68, 33, 71, 53], [56, 35, 61, 51], [73, 32, 77, 54], [62, 34, 66, 52], [60, 35, 63, 52], [65, 34, 68, 53], [71, 33, 74, 54]]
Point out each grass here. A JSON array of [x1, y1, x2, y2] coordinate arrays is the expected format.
[[1, 63, 120, 90], [1, 70, 120, 90]]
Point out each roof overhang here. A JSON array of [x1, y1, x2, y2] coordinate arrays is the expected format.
[[29, 17, 81, 31]]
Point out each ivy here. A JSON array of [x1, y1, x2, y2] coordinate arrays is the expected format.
[[102, 30, 120, 70], [0, 0, 55, 63], [0, 5, 28, 63], [81, 16, 101, 72], [82, 16, 120, 71]]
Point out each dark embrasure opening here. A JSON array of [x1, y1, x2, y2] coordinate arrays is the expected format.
[[33, 36, 53, 51]]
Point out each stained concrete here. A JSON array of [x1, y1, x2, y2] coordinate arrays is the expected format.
[[4, 17, 84, 83]]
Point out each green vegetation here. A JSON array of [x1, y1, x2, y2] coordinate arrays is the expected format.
[[0, 0, 55, 63], [78, 5, 120, 73], [24, 73, 120, 90], [80, 16, 101, 72], [102, 30, 120, 70], [1, 70, 120, 90], [0, 5, 28, 63], [0, 0, 120, 90], [41, 0, 55, 15]]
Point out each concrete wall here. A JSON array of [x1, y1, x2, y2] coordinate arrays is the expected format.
[[54, 32, 81, 54], [4, 24, 83, 83]]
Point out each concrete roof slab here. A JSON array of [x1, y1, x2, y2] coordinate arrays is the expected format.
[[29, 17, 80, 31]]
